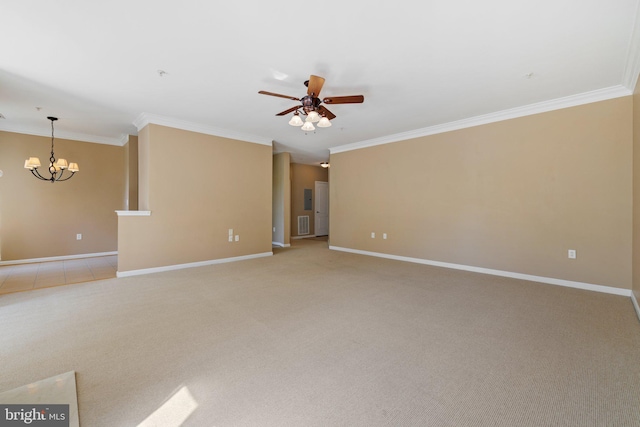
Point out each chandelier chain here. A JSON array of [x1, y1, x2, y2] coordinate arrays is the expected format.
[[49, 118, 56, 169]]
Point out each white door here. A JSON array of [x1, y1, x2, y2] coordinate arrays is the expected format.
[[315, 181, 329, 236]]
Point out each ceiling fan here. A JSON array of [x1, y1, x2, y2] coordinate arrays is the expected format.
[[258, 75, 364, 130]]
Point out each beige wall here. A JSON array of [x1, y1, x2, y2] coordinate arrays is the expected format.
[[291, 163, 329, 238], [0, 131, 126, 261], [272, 153, 291, 246], [633, 77, 640, 302], [117, 124, 272, 272], [330, 97, 633, 289]]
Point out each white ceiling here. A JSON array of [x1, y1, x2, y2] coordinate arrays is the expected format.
[[1, 0, 639, 164]]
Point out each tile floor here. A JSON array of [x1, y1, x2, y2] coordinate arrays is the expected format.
[[0, 255, 117, 295]]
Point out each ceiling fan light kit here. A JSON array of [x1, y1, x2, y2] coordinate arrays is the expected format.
[[259, 75, 364, 132]]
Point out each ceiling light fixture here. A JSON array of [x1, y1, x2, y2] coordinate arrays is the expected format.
[[306, 111, 320, 123], [301, 121, 315, 132], [288, 111, 303, 126], [24, 117, 79, 183], [317, 116, 332, 128], [320, 162, 330, 168], [293, 110, 332, 132]]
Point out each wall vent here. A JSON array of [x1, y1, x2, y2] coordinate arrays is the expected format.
[[297, 215, 310, 235]]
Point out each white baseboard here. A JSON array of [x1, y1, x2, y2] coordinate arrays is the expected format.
[[116, 251, 273, 278], [329, 246, 632, 297], [632, 292, 640, 322], [272, 242, 291, 248], [291, 235, 317, 240], [0, 251, 118, 266]]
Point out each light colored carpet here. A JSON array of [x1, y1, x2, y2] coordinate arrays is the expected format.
[[1, 239, 639, 426]]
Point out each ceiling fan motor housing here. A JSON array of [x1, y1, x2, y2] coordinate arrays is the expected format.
[[301, 95, 321, 113]]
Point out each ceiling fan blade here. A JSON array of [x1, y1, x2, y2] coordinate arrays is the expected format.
[[276, 105, 302, 116], [307, 75, 325, 97], [323, 95, 365, 104], [258, 91, 300, 101], [318, 105, 336, 120]]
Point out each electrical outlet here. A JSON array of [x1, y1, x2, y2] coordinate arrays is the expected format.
[[273, 227, 276, 232], [76, 234, 82, 240], [235, 235, 239, 242], [568, 249, 576, 259], [383, 233, 387, 240], [371, 232, 375, 238]]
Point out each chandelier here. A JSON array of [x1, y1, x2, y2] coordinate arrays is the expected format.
[[24, 117, 79, 182]]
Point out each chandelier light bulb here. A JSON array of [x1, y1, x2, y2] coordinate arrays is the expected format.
[[301, 121, 315, 131]]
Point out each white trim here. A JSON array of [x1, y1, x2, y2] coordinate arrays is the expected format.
[[623, 0, 640, 91], [632, 292, 640, 323], [116, 251, 273, 278], [115, 210, 151, 216], [330, 85, 631, 155], [0, 251, 117, 266], [329, 246, 632, 297], [272, 242, 291, 248], [291, 234, 318, 240], [0, 123, 128, 146], [133, 112, 273, 146]]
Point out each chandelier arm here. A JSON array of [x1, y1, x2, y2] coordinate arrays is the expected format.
[[30, 168, 50, 181], [31, 169, 53, 182], [55, 171, 76, 182]]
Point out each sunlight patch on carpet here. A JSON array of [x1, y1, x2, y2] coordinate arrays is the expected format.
[[137, 385, 198, 427]]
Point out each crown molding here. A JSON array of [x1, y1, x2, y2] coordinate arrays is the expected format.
[[0, 123, 128, 146], [133, 112, 273, 147], [622, 0, 640, 91], [330, 85, 632, 155]]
